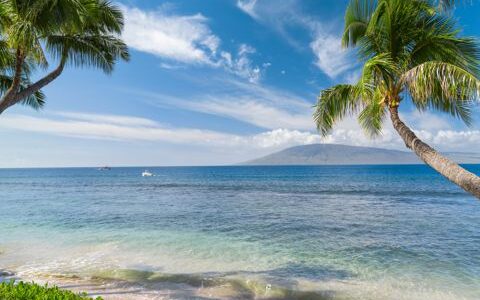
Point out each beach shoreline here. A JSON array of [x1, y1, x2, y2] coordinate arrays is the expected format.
[[0, 269, 339, 300], [2, 267, 477, 300]]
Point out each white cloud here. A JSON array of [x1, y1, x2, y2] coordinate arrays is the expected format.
[[235, 0, 355, 78], [297, 12, 356, 79], [185, 99, 313, 130], [408, 111, 450, 131], [221, 78, 313, 109], [319, 111, 480, 153], [432, 130, 480, 150], [121, 5, 266, 83], [251, 128, 321, 147], [219, 44, 266, 83], [132, 77, 315, 130], [310, 33, 352, 78], [159, 62, 185, 70], [0, 113, 231, 145], [237, 0, 259, 19], [121, 6, 219, 64], [54, 112, 159, 127], [0, 112, 319, 151], [2, 110, 478, 154]]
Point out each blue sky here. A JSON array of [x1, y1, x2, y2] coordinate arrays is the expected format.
[[0, 0, 479, 167]]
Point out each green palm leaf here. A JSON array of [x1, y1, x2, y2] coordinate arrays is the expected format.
[[85, 0, 124, 34], [314, 84, 361, 136], [401, 61, 479, 124], [358, 90, 387, 137], [47, 34, 129, 73], [410, 13, 480, 75], [342, 0, 376, 48]]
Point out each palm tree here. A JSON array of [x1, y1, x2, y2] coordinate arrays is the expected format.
[[314, 0, 480, 199], [0, 0, 129, 114]]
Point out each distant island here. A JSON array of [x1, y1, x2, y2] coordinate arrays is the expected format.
[[242, 144, 480, 165]]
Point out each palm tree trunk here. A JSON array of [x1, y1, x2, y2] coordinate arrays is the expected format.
[[12, 62, 65, 105], [0, 60, 65, 115], [389, 106, 480, 199], [0, 49, 25, 114]]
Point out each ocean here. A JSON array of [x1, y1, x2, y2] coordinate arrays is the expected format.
[[1, 165, 479, 299]]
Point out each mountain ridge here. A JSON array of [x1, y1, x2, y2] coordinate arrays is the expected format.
[[242, 144, 480, 165]]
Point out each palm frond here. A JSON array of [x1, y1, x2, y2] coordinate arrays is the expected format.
[[358, 89, 387, 137], [25, 0, 86, 33], [417, 94, 472, 125], [401, 61, 479, 124], [342, 0, 376, 48], [0, 40, 14, 70], [19, 87, 45, 110], [410, 13, 480, 76], [356, 55, 392, 136], [47, 34, 129, 73], [360, 53, 398, 87], [84, 0, 124, 34], [314, 84, 361, 136]]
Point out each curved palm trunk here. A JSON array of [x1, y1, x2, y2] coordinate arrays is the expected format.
[[389, 106, 480, 199], [0, 58, 65, 115]]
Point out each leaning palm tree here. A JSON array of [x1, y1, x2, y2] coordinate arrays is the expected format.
[[0, 0, 129, 114], [314, 0, 480, 199]]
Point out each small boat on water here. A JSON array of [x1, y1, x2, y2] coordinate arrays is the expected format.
[[142, 170, 153, 177], [97, 166, 111, 171]]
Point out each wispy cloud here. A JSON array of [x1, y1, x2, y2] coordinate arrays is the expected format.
[[121, 5, 266, 83], [0, 113, 231, 145], [237, 0, 259, 19], [236, 0, 354, 79], [55, 112, 159, 127], [310, 32, 353, 78], [128, 77, 315, 130], [184, 99, 313, 130], [0, 112, 320, 150], [220, 44, 267, 83]]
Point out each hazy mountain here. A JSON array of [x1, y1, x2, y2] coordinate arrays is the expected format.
[[242, 144, 480, 165]]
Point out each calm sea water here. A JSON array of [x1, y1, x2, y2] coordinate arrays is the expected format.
[[1, 165, 479, 299]]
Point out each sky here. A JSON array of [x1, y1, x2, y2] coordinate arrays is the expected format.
[[0, 0, 479, 167]]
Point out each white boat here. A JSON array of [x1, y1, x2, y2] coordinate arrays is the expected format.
[[142, 170, 153, 177]]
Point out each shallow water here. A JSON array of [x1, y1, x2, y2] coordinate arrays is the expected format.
[[1, 165, 479, 299]]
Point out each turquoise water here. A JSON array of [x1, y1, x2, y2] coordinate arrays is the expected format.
[[1, 165, 479, 299]]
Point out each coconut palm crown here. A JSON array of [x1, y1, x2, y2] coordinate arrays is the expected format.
[[314, 0, 480, 198], [0, 0, 130, 114]]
